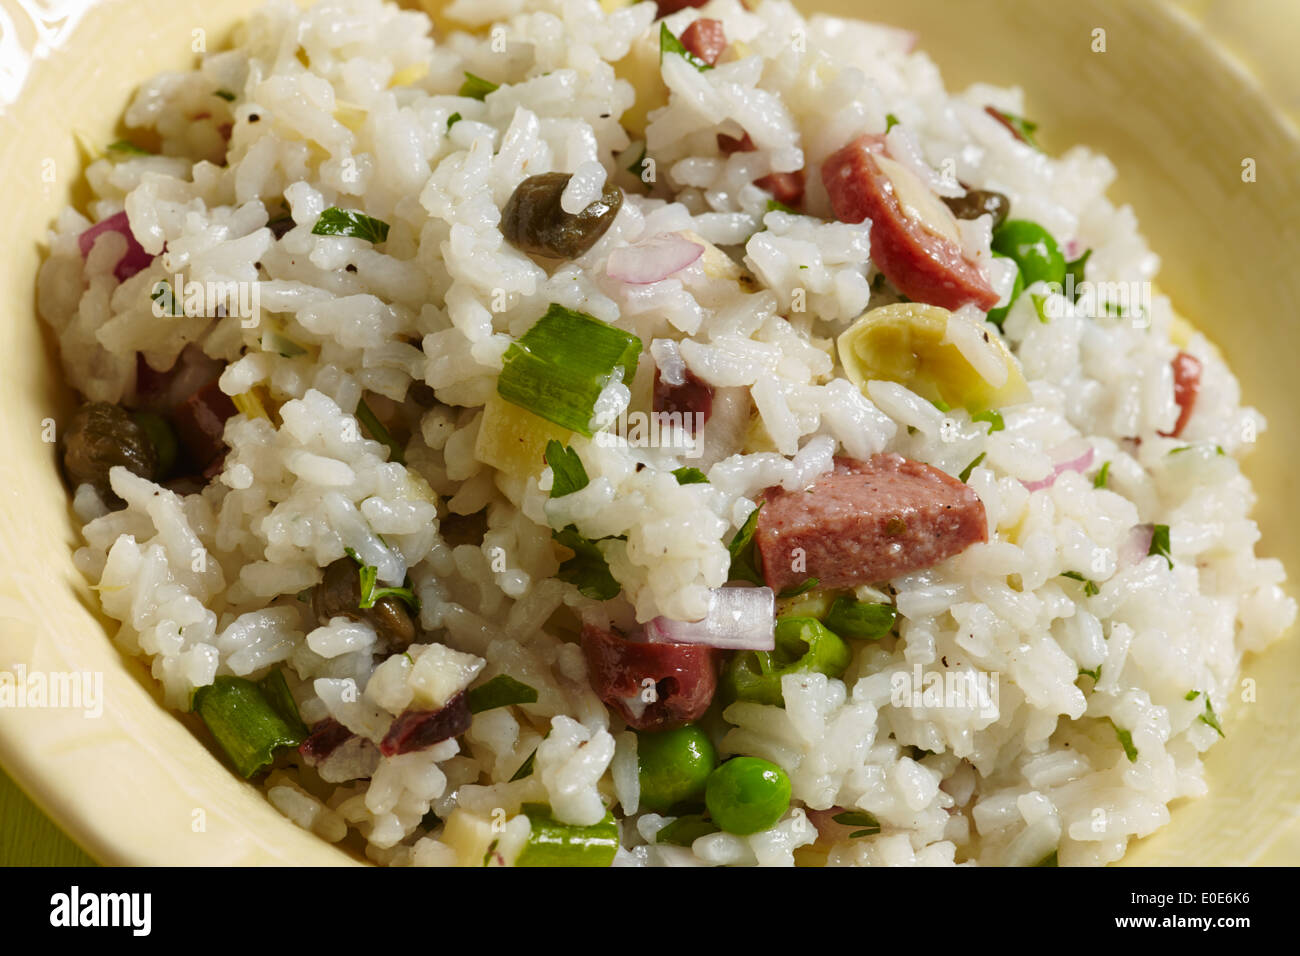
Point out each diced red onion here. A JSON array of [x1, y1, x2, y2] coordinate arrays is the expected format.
[[606, 233, 703, 285], [1120, 523, 1155, 569], [644, 586, 775, 651], [1022, 446, 1096, 493], [78, 210, 154, 281]]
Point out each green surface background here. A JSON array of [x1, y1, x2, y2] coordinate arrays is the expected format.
[[0, 768, 95, 866]]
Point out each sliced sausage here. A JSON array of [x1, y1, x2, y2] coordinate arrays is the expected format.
[[378, 693, 472, 757], [714, 131, 806, 208], [1159, 351, 1202, 438], [580, 622, 720, 731], [656, 0, 710, 15], [754, 453, 988, 592], [680, 18, 727, 66], [756, 170, 806, 208], [653, 366, 713, 436], [821, 134, 999, 312]]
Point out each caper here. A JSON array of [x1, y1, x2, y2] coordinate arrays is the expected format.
[[312, 558, 416, 649], [502, 172, 623, 259], [942, 188, 1010, 230], [62, 401, 159, 503]]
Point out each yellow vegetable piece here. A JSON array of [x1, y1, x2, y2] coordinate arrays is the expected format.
[[388, 62, 429, 88], [599, 0, 638, 10], [474, 392, 572, 482], [837, 303, 1030, 412], [232, 386, 272, 421], [615, 27, 668, 140]]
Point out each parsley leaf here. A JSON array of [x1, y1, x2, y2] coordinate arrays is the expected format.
[[765, 198, 798, 215], [311, 207, 390, 243], [214, 89, 237, 102], [553, 526, 621, 600], [972, 409, 1005, 433], [884, 113, 900, 132], [777, 577, 818, 599], [545, 441, 590, 498], [466, 675, 538, 714], [672, 466, 709, 485], [659, 22, 712, 71], [459, 72, 499, 100], [831, 810, 881, 838], [726, 505, 764, 585], [1148, 524, 1173, 569], [446, 111, 462, 131], [1109, 719, 1139, 763], [958, 452, 986, 483], [1059, 571, 1100, 597], [1093, 460, 1111, 488]]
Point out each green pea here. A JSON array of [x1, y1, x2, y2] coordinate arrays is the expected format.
[[991, 219, 1065, 289], [985, 251, 1023, 328], [705, 757, 792, 835], [721, 616, 851, 706], [637, 724, 717, 814]]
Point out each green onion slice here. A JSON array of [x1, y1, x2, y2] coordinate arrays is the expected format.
[[192, 675, 306, 778], [514, 803, 619, 867], [496, 304, 642, 438], [823, 597, 895, 640], [459, 72, 498, 100]]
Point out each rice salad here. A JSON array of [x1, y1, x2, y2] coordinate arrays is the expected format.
[[37, 0, 1296, 867]]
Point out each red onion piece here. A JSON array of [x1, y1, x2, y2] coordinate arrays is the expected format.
[[1119, 523, 1155, 569], [644, 587, 775, 651], [606, 233, 703, 284], [378, 692, 472, 756], [78, 210, 154, 281], [1021, 446, 1096, 493]]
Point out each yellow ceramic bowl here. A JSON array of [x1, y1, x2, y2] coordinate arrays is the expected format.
[[0, 0, 1296, 865]]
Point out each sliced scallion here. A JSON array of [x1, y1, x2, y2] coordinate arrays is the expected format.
[[192, 675, 306, 777], [514, 803, 619, 867], [459, 72, 498, 100], [355, 397, 404, 464], [496, 304, 642, 437]]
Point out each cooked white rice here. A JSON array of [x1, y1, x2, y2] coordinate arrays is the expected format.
[[38, 0, 1295, 866]]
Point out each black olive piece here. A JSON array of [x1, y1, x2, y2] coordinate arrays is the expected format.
[[501, 172, 623, 259], [942, 188, 1010, 230], [62, 402, 159, 504], [311, 558, 416, 649]]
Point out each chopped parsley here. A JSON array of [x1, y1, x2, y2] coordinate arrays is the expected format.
[[1109, 719, 1139, 763], [107, 139, 151, 157], [459, 72, 499, 100], [958, 452, 986, 483], [312, 207, 391, 244], [930, 398, 952, 413], [466, 674, 538, 714], [1031, 293, 1051, 324], [1148, 524, 1173, 569], [446, 111, 462, 131], [777, 577, 819, 599], [884, 113, 901, 132], [971, 409, 1004, 433], [343, 547, 420, 613], [672, 466, 709, 485], [544, 441, 589, 498], [1093, 460, 1111, 488], [510, 748, 538, 781], [989, 107, 1040, 149], [1060, 571, 1100, 597], [726, 505, 764, 585], [1188, 691, 1225, 737], [659, 22, 712, 71], [765, 198, 798, 215], [831, 810, 881, 838], [1078, 665, 1102, 682], [553, 526, 621, 600], [214, 89, 237, 102], [355, 397, 404, 464]]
